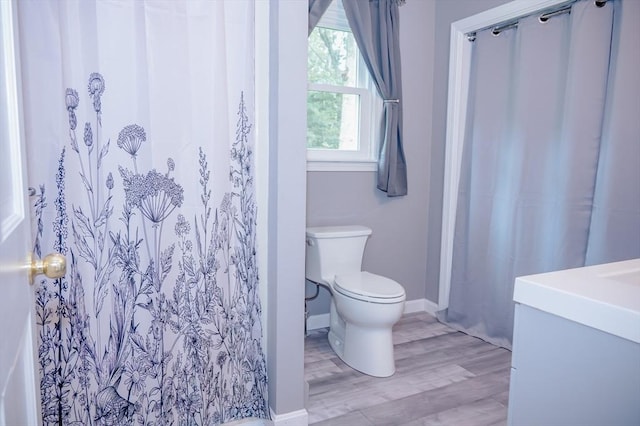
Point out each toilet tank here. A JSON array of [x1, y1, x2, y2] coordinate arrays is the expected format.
[[305, 225, 372, 284]]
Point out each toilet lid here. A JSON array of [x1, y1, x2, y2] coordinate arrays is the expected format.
[[334, 271, 405, 301]]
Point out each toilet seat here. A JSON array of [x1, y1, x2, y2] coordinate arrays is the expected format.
[[334, 271, 405, 304]]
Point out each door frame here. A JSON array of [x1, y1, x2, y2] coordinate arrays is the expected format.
[[0, 0, 41, 424]]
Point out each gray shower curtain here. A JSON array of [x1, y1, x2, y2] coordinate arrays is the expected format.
[[443, 0, 640, 347]]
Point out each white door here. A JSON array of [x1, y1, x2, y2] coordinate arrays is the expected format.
[[0, 2, 56, 425]]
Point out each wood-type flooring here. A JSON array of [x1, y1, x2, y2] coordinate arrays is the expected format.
[[304, 312, 512, 426]]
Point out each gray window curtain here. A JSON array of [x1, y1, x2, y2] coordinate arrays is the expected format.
[[309, 0, 333, 35], [343, 0, 407, 196]]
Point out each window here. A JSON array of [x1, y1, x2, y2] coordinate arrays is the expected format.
[[307, 0, 381, 171]]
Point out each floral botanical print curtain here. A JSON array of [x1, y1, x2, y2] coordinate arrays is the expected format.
[[17, 1, 268, 425]]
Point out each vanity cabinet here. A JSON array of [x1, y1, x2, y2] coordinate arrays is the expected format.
[[507, 259, 640, 426]]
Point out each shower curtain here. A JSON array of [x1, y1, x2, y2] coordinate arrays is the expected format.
[[443, 0, 640, 347], [18, 1, 268, 425]]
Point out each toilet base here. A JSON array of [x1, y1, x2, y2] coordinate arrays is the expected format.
[[328, 304, 397, 378]]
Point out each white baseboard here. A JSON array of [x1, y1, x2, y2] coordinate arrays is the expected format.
[[306, 313, 330, 331], [270, 408, 308, 426], [306, 298, 438, 331], [404, 298, 439, 316]]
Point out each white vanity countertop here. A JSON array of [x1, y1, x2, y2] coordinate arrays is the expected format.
[[514, 259, 640, 343]]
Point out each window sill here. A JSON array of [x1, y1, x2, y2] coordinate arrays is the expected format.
[[306, 160, 377, 172]]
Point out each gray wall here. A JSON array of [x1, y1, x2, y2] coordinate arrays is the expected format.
[[306, 0, 511, 316], [266, 0, 308, 418]]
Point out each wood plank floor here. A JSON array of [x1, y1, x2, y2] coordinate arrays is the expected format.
[[304, 312, 512, 426]]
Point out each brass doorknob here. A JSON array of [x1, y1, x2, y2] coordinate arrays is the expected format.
[[30, 253, 66, 284]]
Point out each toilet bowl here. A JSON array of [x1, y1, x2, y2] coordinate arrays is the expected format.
[[305, 226, 406, 377]]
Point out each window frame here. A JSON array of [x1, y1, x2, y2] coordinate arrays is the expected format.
[[307, 0, 381, 172]]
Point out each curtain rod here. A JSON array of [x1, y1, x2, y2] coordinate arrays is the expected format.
[[539, 5, 571, 23], [466, 0, 609, 41], [492, 21, 518, 36]]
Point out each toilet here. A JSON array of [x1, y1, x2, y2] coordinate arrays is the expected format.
[[305, 225, 406, 377]]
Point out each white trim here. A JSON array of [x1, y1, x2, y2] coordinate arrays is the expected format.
[[306, 159, 377, 172], [306, 313, 330, 331], [308, 83, 368, 96], [269, 408, 308, 426], [404, 298, 439, 316], [0, 0, 25, 244], [306, 298, 439, 331], [438, 0, 577, 311]]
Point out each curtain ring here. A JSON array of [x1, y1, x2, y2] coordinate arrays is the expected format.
[[595, 0, 607, 7]]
